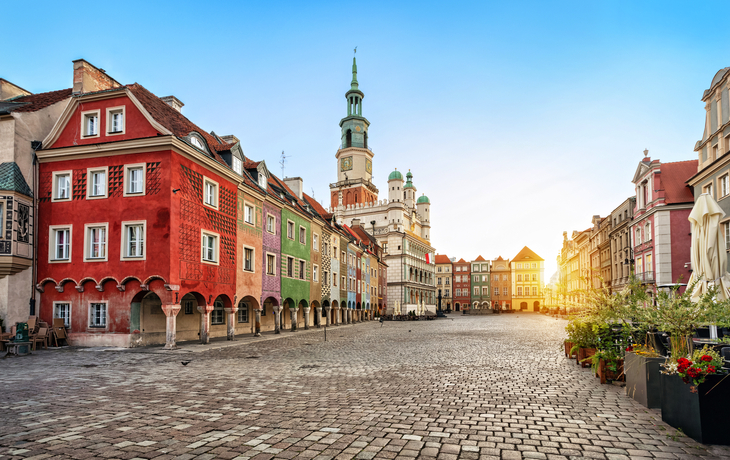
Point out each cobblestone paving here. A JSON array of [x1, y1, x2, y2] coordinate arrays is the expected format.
[[1, 315, 729, 460]]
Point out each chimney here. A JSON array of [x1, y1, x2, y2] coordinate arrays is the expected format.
[[352, 218, 361, 227], [72, 59, 121, 94], [283, 177, 303, 200], [220, 134, 239, 145], [0, 79, 32, 101], [161, 96, 184, 113]]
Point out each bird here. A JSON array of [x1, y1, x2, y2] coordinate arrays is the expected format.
[[181, 361, 191, 366]]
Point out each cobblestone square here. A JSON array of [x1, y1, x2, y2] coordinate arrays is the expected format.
[[1, 315, 729, 459]]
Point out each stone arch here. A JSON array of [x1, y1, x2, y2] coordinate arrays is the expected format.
[[175, 291, 205, 341], [533, 301, 540, 312], [473, 301, 479, 309], [57, 278, 79, 292], [261, 296, 279, 330], [143, 275, 167, 286], [37, 277, 58, 292], [98, 276, 120, 291], [356, 302, 361, 310], [238, 295, 259, 326], [120, 276, 142, 286], [520, 302, 528, 310]]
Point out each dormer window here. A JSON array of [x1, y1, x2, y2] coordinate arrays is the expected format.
[[259, 173, 267, 189], [190, 136, 204, 150], [232, 156, 242, 175]]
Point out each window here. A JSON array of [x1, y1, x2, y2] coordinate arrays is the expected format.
[[204, 178, 218, 208], [437, 278, 442, 285], [503, 274, 507, 281], [341, 275, 346, 288], [258, 173, 267, 189], [287, 221, 295, 239], [50, 226, 71, 262], [87, 167, 108, 199], [190, 136, 205, 150], [635, 228, 642, 246], [122, 221, 145, 259], [636, 257, 643, 274], [473, 275, 479, 283], [89, 302, 107, 327], [704, 182, 714, 198], [445, 278, 450, 285], [124, 164, 145, 196], [267, 215, 276, 234], [201, 231, 219, 264], [473, 287, 479, 295], [646, 254, 653, 273], [494, 287, 499, 296], [725, 222, 730, 250], [81, 110, 100, 137], [323, 270, 328, 285], [472, 265, 479, 272], [517, 287, 522, 296], [211, 301, 225, 325], [517, 274, 522, 281], [503, 287, 508, 296], [299, 226, 306, 244], [532, 274, 537, 281], [313, 233, 319, 251], [482, 275, 487, 282], [266, 253, 276, 275], [244, 203, 254, 225], [243, 246, 254, 272], [232, 156, 243, 175], [341, 251, 346, 262], [54, 302, 71, 328], [52, 171, 71, 201], [333, 274, 337, 287], [532, 287, 538, 296], [84, 223, 108, 261], [645, 222, 652, 241], [455, 289, 460, 296], [313, 264, 319, 282], [285, 256, 293, 277], [184, 300, 193, 315], [299, 260, 305, 280], [237, 306, 249, 323], [107, 107, 125, 134], [482, 287, 489, 295]]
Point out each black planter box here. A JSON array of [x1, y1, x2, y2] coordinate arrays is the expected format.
[[625, 352, 664, 409], [661, 373, 730, 445]]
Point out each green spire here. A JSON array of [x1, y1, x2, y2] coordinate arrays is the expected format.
[[351, 57, 359, 89]]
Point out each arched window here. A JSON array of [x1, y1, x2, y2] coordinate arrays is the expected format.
[[346, 129, 352, 148]]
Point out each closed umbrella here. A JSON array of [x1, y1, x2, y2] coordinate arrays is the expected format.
[[687, 193, 730, 337]]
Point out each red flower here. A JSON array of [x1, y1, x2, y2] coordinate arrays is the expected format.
[[707, 365, 716, 374], [626, 345, 633, 352], [701, 355, 713, 362], [687, 368, 701, 379], [677, 357, 691, 365]]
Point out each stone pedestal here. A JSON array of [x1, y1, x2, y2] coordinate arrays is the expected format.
[[316, 307, 322, 328], [197, 305, 214, 344], [290, 307, 298, 332], [303, 307, 311, 330], [162, 304, 181, 349], [273, 305, 282, 334], [325, 307, 331, 327]]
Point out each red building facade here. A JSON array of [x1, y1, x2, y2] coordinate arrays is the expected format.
[[453, 258, 471, 311]]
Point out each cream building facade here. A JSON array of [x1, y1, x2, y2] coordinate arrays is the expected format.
[[511, 247, 545, 312]]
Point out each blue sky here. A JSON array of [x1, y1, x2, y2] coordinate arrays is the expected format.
[[4, 1, 726, 277]]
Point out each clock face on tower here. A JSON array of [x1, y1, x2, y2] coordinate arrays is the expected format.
[[341, 156, 353, 171], [366, 159, 372, 174]]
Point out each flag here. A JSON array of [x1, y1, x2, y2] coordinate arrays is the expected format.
[[425, 253, 432, 264]]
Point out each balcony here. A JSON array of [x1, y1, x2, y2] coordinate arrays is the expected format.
[[635, 271, 654, 283]]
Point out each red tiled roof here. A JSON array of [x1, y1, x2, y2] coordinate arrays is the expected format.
[[302, 192, 330, 218], [474, 255, 486, 262], [8, 88, 72, 112], [456, 258, 467, 263], [494, 256, 504, 261], [660, 160, 697, 204], [512, 246, 544, 262], [351, 225, 377, 246], [127, 84, 232, 166], [435, 254, 451, 264], [243, 159, 260, 170]]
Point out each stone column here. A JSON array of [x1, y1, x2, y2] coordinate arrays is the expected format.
[[197, 305, 213, 344], [303, 307, 311, 330], [254, 308, 263, 336], [162, 304, 181, 349], [225, 306, 238, 341], [273, 305, 282, 334], [325, 307, 331, 327], [290, 307, 298, 332], [347, 309, 351, 324], [316, 307, 322, 328]]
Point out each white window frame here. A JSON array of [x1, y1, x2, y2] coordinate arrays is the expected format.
[[299, 226, 306, 244], [81, 109, 100, 138], [88, 301, 108, 328], [123, 163, 146, 197], [106, 106, 126, 135], [211, 302, 225, 325], [244, 202, 255, 226], [287, 220, 295, 240], [203, 177, 219, 209], [503, 287, 508, 296], [237, 306, 249, 323], [721, 174, 729, 198], [201, 230, 220, 265], [51, 170, 72, 202], [267, 215, 276, 234], [86, 167, 109, 200], [49, 225, 72, 263], [473, 287, 479, 296], [121, 220, 146, 260], [266, 252, 276, 275], [299, 260, 306, 280], [243, 245, 255, 272], [313, 233, 319, 252], [232, 156, 243, 175], [84, 223, 109, 262], [54, 301, 71, 328], [313, 264, 319, 283]]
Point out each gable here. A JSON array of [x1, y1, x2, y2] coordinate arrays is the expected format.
[[632, 161, 651, 184], [44, 92, 163, 149]]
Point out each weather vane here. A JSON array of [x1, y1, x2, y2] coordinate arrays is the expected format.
[[354, 46, 357, 54]]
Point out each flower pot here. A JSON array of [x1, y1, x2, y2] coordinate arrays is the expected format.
[[660, 372, 730, 445], [597, 358, 624, 384], [625, 351, 664, 409], [577, 347, 596, 368], [564, 341, 575, 358]]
